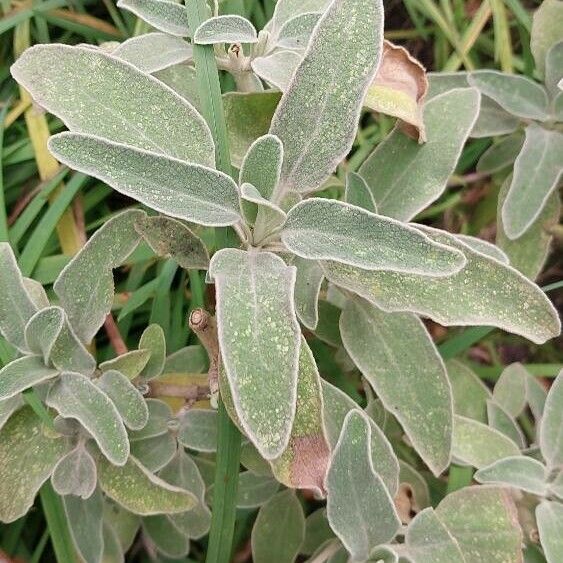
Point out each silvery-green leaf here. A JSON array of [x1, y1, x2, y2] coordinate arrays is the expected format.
[[0, 407, 70, 522], [282, 199, 465, 275], [345, 172, 377, 213], [138, 324, 166, 380], [101, 521, 126, 563], [134, 215, 209, 271], [64, 490, 104, 563], [96, 454, 197, 515], [25, 306, 64, 363], [117, 0, 190, 36], [159, 450, 211, 539], [341, 298, 452, 476], [321, 379, 359, 448], [100, 350, 150, 380], [54, 209, 144, 344], [358, 88, 480, 221], [252, 51, 301, 92], [426, 71, 469, 98], [276, 12, 321, 50], [129, 399, 172, 441], [434, 486, 522, 563], [0, 243, 37, 351], [475, 456, 548, 495], [251, 489, 305, 563], [536, 501, 563, 563], [531, 0, 563, 77], [49, 134, 241, 227], [487, 400, 526, 449], [326, 411, 400, 561], [130, 432, 176, 472], [493, 363, 528, 418], [194, 15, 257, 44], [235, 472, 279, 508], [11, 45, 213, 165], [471, 97, 521, 138], [209, 248, 300, 460], [313, 301, 342, 347], [550, 471, 563, 499], [476, 132, 524, 174], [163, 345, 208, 374], [269, 0, 384, 195], [450, 234, 508, 264], [301, 508, 334, 556], [405, 507, 464, 563], [497, 172, 560, 280], [289, 256, 323, 330], [102, 500, 140, 552], [269, 338, 330, 495], [446, 359, 491, 422], [178, 409, 217, 452], [240, 183, 286, 242], [452, 414, 520, 468], [540, 369, 563, 468], [143, 515, 190, 558], [47, 372, 129, 466], [96, 370, 148, 431], [0, 356, 58, 401], [399, 461, 430, 511], [526, 373, 548, 422], [240, 441, 272, 476], [468, 71, 549, 121], [546, 42, 563, 98], [154, 63, 201, 112], [112, 33, 192, 73], [501, 124, 563, 240], [321, 225, 561, 345], [270, 0, 329, 33], [22, 278, 50, 310], [52, 445, 97, 499], [0, 396, 22, 431]]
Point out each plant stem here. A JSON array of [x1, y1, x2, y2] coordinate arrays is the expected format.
[[184, 2, 242, 562]]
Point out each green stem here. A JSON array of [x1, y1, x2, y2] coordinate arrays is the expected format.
[[184, 2, 242, 562]]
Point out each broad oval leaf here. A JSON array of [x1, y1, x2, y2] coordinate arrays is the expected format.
[[130, 399, 172, 441], [178, 409, 218, 452], [130, 432, 177, 472], [251, 51, 302, 92], [51, 445, 98, 499], [326, 410, 401, 560], [194, 15, 257, 44], [251, 489, 305, 563], [540, 369, 563, 468], [276, 12, 321, 50], [446, 359, 491, 422], [47, 372, 129, 466], [341, 298, 453, 476], [282, 198, 465, 275], [209, 249, 301, 460], [11, 45, 213, 165], [321, 225, 561, 344], [474, 456, 548, 496], [100, 350, 150, 380], [24, 306, 64, 362], [235, 472, 280, 509], [269, 0, 384, 195], [492, 363, 528, 418], [49, 133, 241, 227], [358, 88, 480, 221], [138, 323, 166, 380], [0, 356, 58, 401], [536, 501, 563, 563], [117, 0, 190, 36]]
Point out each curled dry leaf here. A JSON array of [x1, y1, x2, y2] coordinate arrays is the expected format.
[[364, 40, 429, 142]]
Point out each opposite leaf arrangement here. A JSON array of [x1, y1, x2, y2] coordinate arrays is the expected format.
[[0, 0, 562, 561]]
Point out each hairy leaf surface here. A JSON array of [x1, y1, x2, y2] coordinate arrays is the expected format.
[[475, 456, 548, 496], [194, 16, 257, 44]]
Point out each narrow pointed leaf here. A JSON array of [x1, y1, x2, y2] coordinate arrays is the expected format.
[[341, 298, 453, 475], [117, 0, 190, 36], [22, 278, 49, 310], [527, 372, 548, 422], [0, 356, 58, 401], [326, 410, 400, 560], [52, 445, 98, 499], [47, 372, 129, 466], [252, 51, 302, 92], [446, 360, 491, 422], [11, 45, 213, 164], [358, 88, 480, 220], [540, 369, 563, 467], [282, 198, 465, 275], [49, 134, 241, 227], [487, 400, 526, 449], [289, 256, 323, 330], [209, 249, 301, 459], [269, 0, 384, 195], [475, 456, 548, 495], [345, 172, 377, 212], [536, 501, 563, 563], [321, 226, 561, 344], [194, 15, 257, 44]]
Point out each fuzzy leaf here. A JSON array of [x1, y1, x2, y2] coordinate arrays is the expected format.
[[0, 356, 58, 401], [282, 198, 465, 275], [129, 399, 172, 441], [446, 359, 491, 422], [49, 133, 241, 227], [475, 456, 548, 495], [143, 514, 190, 558], [493, 363, 528, 418], [138, 324, 166, 380], [100, 350, 150, 380], [0, 243, 37, 351], [194, 15, 257, 44], [452, 415, 520, 468], [321, 225, 561, 344], [501, 124, 563, 240], [117, 0, 189, 35], [11, 45, 212, 165], [24, 306, 64, 363], [130, 432, 176, 472], [476, 132, 524, 175], [537, 501, 563, 563], [301, 508, 334, 556], [471, 97, 521, 138], [345, 172, 377, 212], [96, 454, 197, 515], [531, 0, 563, 77], [209, 249, 301, 460], [270, 338, 330, 495], [341, 298, 453, 475], [454, 235, 509, 264], [469, 71, 549, 120], [178, 409, 218, 452], [0, 407, 69, 523], [54, 209, 144, 344], [47, 372, 129, 466], [112, 33, 192, 72], [276, 12, 321, 49], [326, 410, 400, 560], [546, 41, 563, 98], [240, 183, 286, 242], [252, 51, 302, 92], [399, 461, 431, 511], [0, 397, 22, 431], [487, 400, 526, 449], [358, 88, 480, 221], [270, 0, 329, 33], [51, 445, 97, 499], [235, 472, 280, 509], [540, 369, 563, 468], [154, 63, 201, 111], [251, 490, 305, 563], [289, 256, 323, 330], [527, 372, 548, 423], [269, 0, 384, 195]]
